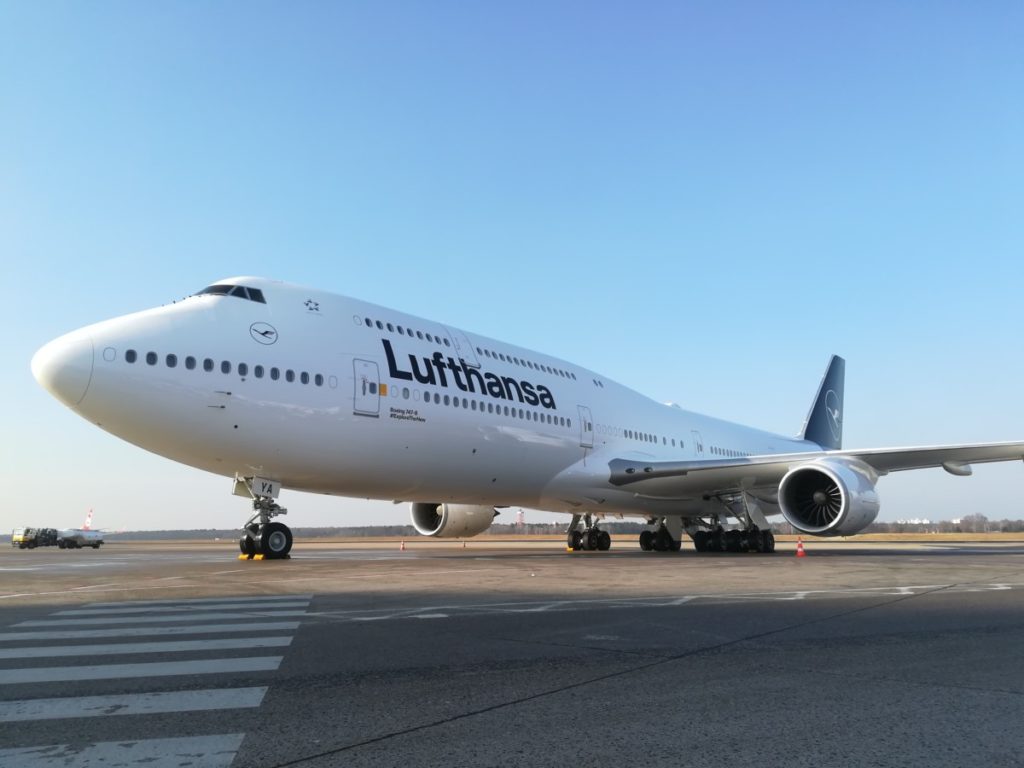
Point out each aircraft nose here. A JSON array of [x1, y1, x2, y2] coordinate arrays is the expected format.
[[32, 331, 95, 407]]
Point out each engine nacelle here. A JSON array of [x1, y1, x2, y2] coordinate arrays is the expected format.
[[411, 503, 497, 538], [778, 459, 880, 537]]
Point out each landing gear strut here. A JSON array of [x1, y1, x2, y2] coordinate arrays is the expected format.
[[235, 475, 293, 559], [566, 514, 611, 551]]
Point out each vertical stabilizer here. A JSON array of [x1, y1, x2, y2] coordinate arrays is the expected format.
[[801, 356, 845, 450]]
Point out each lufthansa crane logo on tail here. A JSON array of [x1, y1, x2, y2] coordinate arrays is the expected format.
[[250, 322, 278, 345], [825, 389, 842, 440]]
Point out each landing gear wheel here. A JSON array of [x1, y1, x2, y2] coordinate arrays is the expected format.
[[568, 530, 583, 551], [693, 531, 709, 552], [597, 530, 611, 551], [639, 530, 654, 551], [653, 527, 676, 552], [746, 529, 764, 553], [724, 530, 743, 552], [258, 522, 293, 559], [239, 534, 256, 557], [583, 528, 601, 551], [761, 531, 776, 553]]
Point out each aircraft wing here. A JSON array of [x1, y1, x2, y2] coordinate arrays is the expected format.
[[607, 441, 1024, 498]]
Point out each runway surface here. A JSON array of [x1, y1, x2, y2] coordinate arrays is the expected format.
[[2, 538, 1023, 767]]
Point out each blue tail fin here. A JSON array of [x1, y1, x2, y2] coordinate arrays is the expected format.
[[801, 355, 845, 450]]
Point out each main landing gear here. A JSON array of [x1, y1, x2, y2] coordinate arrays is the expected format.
[[235, 475, 293, 560], [566, 514, 611, 551], [638, 525, 682, 552], [691, 527, 775, 553]]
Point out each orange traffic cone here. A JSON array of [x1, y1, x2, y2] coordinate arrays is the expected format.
[[400, 540, 406, 552], [795, 537, 806, 558]]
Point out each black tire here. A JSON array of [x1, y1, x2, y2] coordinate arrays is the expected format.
[[258, 522, 293, 559], [92, 544, 100, 549], [568, 530, 583, 551], [761, 531, 776, 553], [597, 530, 611, 551], [239, 534, 256, 557], [746, 529, 764, 553], [639, 530, 654, 551], [692, 531, 709, 552], [724, 530, 743, 552], [584, 528, 601, 551]]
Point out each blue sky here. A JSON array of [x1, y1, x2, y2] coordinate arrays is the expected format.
[[2, 2, 1021, 531]]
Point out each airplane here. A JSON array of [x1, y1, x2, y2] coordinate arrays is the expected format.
[[31, 277, 1024, 559], [57, 509, 105, 549]]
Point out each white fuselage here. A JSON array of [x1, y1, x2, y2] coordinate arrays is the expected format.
[[33, 278, 819, 520]]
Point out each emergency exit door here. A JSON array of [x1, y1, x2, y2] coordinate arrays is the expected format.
[[353, 359, 380, 417]]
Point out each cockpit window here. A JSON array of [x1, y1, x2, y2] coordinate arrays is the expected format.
[[194, 284, 267, 304]]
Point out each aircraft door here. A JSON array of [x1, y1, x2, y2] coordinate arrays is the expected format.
[[445, 327, 480, 368], [691, 430, 704, 457], [353, 359, 381, 417], [578, 405, 594, 448]]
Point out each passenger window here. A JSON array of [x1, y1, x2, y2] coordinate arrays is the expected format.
[[286, 370, 295, 382], [166, 354, 177, 368], [402, 387, 410, 399], [239, 363, 249, 377], [434, 393, 441, 404], [146, 352, 157, 365], [221, 361, 232, 374], [204, 358, 214, 372], [270, 367, 280, 380], [387, 323, 394, 332], [376, 321, 383, 330], [185, 356, 196, 370], [397, 326, 404, 335], [365, 317, 372, 327], [301, 372, 309, 385], [416, 331, 424, 340], [126, 349, 137, 363], [255, 365, 265, 378], [368, 382, 377, 394], [315, 374, 324, 386], [443, 338, 450, 347]]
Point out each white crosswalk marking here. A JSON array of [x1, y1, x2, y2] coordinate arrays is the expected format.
[[0, 687, 268, 722], [0, 594, 312, 767], [0, 733, 246, 767], [0, 620, 301, 642], [16, 610, 307, 626], [0, 635, 292, 659]]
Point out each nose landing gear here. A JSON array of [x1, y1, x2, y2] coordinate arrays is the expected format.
[[235, 475, 293, 560]]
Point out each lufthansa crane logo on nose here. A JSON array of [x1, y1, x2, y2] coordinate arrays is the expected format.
[[825, 389, 842, 440], [250, 322, 278, 345]]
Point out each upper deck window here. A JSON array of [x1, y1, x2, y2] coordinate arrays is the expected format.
[[194, 284, 267, 304]]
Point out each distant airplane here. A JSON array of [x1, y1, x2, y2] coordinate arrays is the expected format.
[[58, 509, 104, 549], [31, 277, 1024, 558]]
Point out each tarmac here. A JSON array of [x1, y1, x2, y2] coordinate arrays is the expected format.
[[1, 536, 1023, 767]]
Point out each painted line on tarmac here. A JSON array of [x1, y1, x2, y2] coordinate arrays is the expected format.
[[311, 582, 1024, 623], [16, 610, 307, 627], [0, 621, 302, 642], [0, 733, 245, 767], [0, 656, 283, 684], [0, 687, 267, 723], [0, 635, 293, 659]]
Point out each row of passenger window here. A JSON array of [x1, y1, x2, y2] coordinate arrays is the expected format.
[[380, 383, 573, 427], [599, 424, 687, 449], [356, 312, 579, 382], [123, 349, 328, 387], [475, 346, 577, 381], [359, 316, 451, 348]]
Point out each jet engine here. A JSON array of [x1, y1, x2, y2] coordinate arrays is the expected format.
[[778, 459, 880, 537], [411, 503, 497, 538]]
